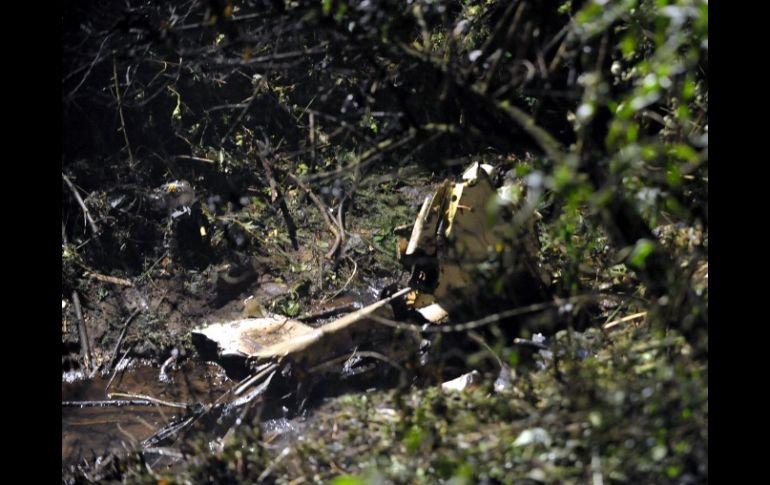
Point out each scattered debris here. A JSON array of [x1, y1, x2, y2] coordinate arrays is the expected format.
[[493, 365, 515, 393], [192, 287, 413, 371], [441, 370, 482, 392], [513, 427, 552, 447], [155, 180, 196, 212], [192, 162, 550, 389], [82, 271, 133, 287], [398, 162, 548, 321], [603, 311, 647, 330]]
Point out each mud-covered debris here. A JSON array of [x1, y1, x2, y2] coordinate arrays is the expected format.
[[513, 427, 552, 447], [441, 370, 482, 392], [242, 296, 267, 318], [493, 364, 515, 393], [157, 180, 196, 212]]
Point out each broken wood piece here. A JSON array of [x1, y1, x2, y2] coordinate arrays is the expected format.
[[83, 271, 133, 287]]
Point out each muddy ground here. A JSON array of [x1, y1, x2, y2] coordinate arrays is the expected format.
[[62, 162, 707, 483]]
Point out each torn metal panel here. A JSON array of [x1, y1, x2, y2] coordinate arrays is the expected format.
[[400, 161, 548, 317], [193, 316, 314, 358], [405, 180, 452, 260], [416, 303, 449, 323], [192, 288, 413, 366], [435, 164, 503, 305], [461, 162, 495, 181]]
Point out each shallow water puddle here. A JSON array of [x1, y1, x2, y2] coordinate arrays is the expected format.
[[62, 362, 233, 467]]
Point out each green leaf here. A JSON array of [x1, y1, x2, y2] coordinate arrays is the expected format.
[[405, 425, 424, 453], [621, 32, 638, 57], [666, 162, 682, 187], [629, 239, 655, 268], [626, 122, 639, 143], [330, 476, 366, 485], [322, 0, 333, 15], [507, 349, 519, 368], [682, 79, 696, 100], [335, 1, 348, 23], [668, 144, 698, 162]]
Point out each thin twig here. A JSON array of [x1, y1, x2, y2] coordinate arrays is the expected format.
[[300, 128, 418, 184], [258, 151, 299, 250], [141, 414, 199, 449], [113, 56, 135, 166], [143, 447, 185, 460], [322, 256, 357, 303], [473, 1, 519, 71], [296, 302, 359, 323], [308, 349, 405, 377], [83, 271, 133, 287], [139, 251, 169, 281], [287, 173, 340, 259], [258, 447, 291, 482], [482, 1, 528, 94], [603, 311, 647, 330], [116, 423, 139, 447], [308, 112, 316, 173], [174, 154, 216, 163], [62, 173, 99, 235], [105, 345, 133, 393], [63, 399, 175, 408], [62, 220, 70, 248], [107, 392, 188, 410], [234, 363, 279, 396], [66, 33, 113, 97], [468, 331, 505, 369], [513, 337, 550, 351], [369, 294, 607, 334], [330, 194, 348, 259], [71, 290, 94, 373], [105, 308, 142, 374], [220, 81, 261, 145]]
